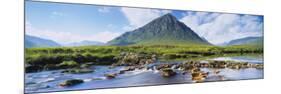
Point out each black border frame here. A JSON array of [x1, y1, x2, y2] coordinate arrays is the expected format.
[[24, 0, 265, 94]]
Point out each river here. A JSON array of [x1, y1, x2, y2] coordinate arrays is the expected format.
[[25, 54, 263, 93]]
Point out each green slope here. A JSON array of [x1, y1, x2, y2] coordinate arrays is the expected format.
[[227, 36, 263, 47], [25, 35, 60, 48]]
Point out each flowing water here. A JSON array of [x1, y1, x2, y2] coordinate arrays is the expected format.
[[25, 55, 263, 93]]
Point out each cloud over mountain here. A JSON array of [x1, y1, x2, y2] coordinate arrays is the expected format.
[[121, 7, 171, 30], [180, 11, 263, 45]]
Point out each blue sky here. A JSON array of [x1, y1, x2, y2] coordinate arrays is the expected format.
[[25, 1, 263, 45]]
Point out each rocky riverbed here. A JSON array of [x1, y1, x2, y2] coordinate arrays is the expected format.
[[25, 54, 263, 93]]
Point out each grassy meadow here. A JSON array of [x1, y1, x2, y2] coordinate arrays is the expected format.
[[25, 44, 263, 73]]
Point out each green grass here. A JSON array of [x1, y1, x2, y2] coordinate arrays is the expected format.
[[25, 44, 263, 72]]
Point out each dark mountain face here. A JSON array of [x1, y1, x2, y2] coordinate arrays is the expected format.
[[108, 13, 210, 46], [25, 35, 60, 48], [65, 40, 105, 47], [227, 36, 263, 46]]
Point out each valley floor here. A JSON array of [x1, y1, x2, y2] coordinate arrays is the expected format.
[[25, 45, 263, 72]]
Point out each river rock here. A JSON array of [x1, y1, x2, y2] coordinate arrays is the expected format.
[[254, 64, 264, 69], [145, 59, 154, 64], [182, 71, 188, 75], [156, 64, 173, 70], [139, 59, 146, 65], [59, 79, 84, 87], [123, 66, 136, 71], [25, 65, 42, 73], [104, 73, 117, 79], [229, 65, 241, 69], [116, 52, 157, 66], [200, 63, 210, 68], [213, 70, 220, 74], [151, 54, 157, 61], [119, 70, 126, 74], [209, 60, 227, 68], [191, 71, 209, 83], [61, 68, 93, 74], [191, 67, 201, 73], [160, 68, 177, 77], [121, 52, 140, 65]]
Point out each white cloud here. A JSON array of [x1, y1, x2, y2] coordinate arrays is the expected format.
[[180, 12, 263, 45], [121, 7, 171, 30], [25, 22, 121, 44], [98, 7, 111, 13]]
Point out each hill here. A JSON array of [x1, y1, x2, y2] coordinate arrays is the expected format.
[[25, 35, 60, 48]]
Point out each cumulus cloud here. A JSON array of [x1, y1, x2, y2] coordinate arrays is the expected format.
[[25, 22, 121, 44], [121, 7, 171, 30], [180, 11, 263, 45]]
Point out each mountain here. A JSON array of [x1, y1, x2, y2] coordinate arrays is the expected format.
[[227, 36, 263, 46], [65, 40, 105, 47], [25, 35, 60, 48], [217, 42, 229, 46], [107, 13, 210, 46]]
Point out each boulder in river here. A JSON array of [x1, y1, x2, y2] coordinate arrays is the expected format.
[[61, 68, 93, 74], [160, 68, 177, 77], [190, 67, 201, 73], [139, 59, 146, 65], [151, 54, 157, 61], [104, 73, 117, 79], [255, 64, 264, 69], [228, 64, 241, 69], [119, 70, 126, 74], [123, 66, 136, 71], [145, 59, 154, 64], [120, 52, 140, 65], [59, 79, 84, 87], [156, 64, 173, 70], [116, 52, 157, 66], [208, 60, 227, 68], [200, 63, 210, 68], [25, 65, 42, 73], [191, 71, 208, 83]]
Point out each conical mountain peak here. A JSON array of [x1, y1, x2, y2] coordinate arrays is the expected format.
[[160, 13, 177, 20], [108, 13, 210, 46], [149, 13, 178, 25]]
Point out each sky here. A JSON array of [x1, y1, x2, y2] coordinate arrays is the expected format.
[[25, 1, 263, 45]]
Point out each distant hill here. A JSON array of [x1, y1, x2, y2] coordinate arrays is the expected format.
[[227, 36, 263, 46], [25, 35, 60, 48], [107, 13, 210, 46], [65, 40, 105, 47]]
